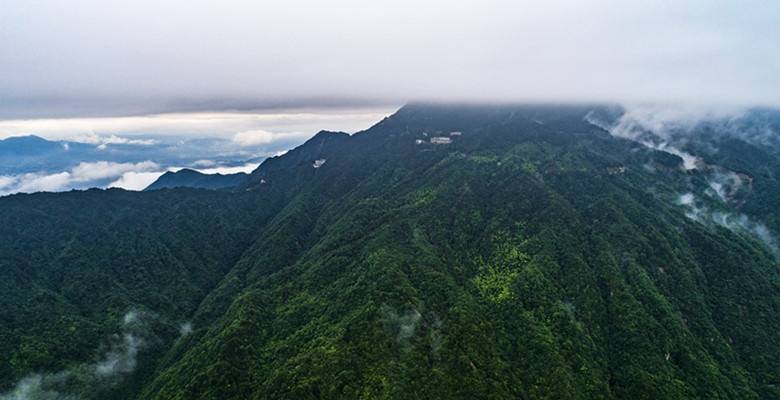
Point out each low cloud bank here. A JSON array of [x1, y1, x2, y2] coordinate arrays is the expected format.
[[0, 161, 161, 196], [0, 160, 263, 196], [232, 129, 310, 148], [67, 133, 156, 148], [0, 109, 392, 142], [107, 171, 165, 191]]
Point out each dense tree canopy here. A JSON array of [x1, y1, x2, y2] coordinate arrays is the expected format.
[[2, 104, 779, 399]]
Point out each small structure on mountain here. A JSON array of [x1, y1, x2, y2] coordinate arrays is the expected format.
[[449, 131, 462, 136], [313, 159, 327, 168], [430, 137, 452, 144]]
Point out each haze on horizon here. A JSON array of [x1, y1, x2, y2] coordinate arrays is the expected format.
[[2, 0, 780, 119]]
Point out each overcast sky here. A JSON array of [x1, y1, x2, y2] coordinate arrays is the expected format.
[[2, 0, 779, 119]]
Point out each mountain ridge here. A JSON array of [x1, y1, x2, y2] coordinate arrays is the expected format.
[[2, 103, 780, 399], [144, 169, 250, 191]]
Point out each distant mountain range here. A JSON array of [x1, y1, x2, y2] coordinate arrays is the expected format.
[[0, 134, 265, 176], [0, 134, 269, 195], [2, 103, 780, 399], [0, 135, 95, 174], [145, 168, 250, 191]]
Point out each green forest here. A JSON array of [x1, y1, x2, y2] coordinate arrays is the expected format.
[[2, 104, 779, 399]]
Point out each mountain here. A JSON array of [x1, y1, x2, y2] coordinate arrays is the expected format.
[[0, 135, 94, 175], [0, 135, 65, 156], [0, 135, 264, 180], [1, 103, 780, 400], [144, 169, 250, 191]]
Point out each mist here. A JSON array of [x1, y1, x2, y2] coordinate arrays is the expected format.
[[0, 311, 154, 400], [2, 0, 779, 119], [592, 104, 780, 256], [677, 192, 779, 255]]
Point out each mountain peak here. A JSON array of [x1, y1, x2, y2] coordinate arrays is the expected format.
[[145, 168, 248, 191]]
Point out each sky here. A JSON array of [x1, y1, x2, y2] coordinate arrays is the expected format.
[[2, 0, 779, 119], [1, 0, 779, 195], [0, 108, 394, 142]]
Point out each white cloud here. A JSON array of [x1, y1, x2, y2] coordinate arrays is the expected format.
[[655, 142, 700, 170], [611, 104, 746, 140], [109, 171, 166, 191], [14, 172, 72, 193], [232, 129, 313, 147], [68, 132, 156, 146], [192, 159, 216, 167], [0, 176, 16, 189], [677, 193, 695, 206], [677, 192, 779, 255], [2, 1, 779, 117], [233, 130, 274, 146], [0, 161, 162, 196], [0, 109, 393, 142], [179, 322, 193, 337], [196, 163, 259, 175], [0, 310, 151, 399], [71, 161, 159, 181], [588, 104, 739, 170]]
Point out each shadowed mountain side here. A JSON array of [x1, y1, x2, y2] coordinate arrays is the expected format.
[[145, 169, 249, 191]]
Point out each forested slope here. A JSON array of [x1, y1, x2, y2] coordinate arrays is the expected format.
[[2, 104, 779, 399]]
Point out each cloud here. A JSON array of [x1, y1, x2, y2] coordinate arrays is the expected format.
[[586, 104, 753, 170], [712, 212, 779, 255], [597, 105, 779, 256], [0, 109, 393, 142], [109, 171, 166, 191], [677, 193, 695, 206], [14, 172, 72, 194], [232, 130, 274, 146], [706, 170, 747, 203], [0, 373, 75, 400], [381, 306, 423, 343], [192, 159, 216, 167], [195, 163, 260, 175], [0, 161, 161, 196], [610, 105, 747, 139], [179, 322, 193, 337], [677, 192, 778, 255], [71, 161, 159, 181], [0, 176, 18, 190], [232, 129, 315, 148], [94, 324, 145, 378], [68, 133, 156, 147], [233, 130, 315, 148], [0, 310, 152, 400], [0, 159, 265, 196], [1, 1, 778, 119]]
